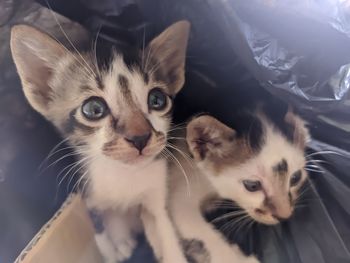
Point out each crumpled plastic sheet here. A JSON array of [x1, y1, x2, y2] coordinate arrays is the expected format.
[[0, 0, 89, 262], [1, 0, 350, 262]]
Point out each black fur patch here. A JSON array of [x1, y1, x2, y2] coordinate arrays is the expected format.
[[262, 102, 295, 144], [88, 209, 104, 234], [118, 74, 130, 96], [273, 158, 288, 175], [230, 113, 265, 153], [182, 239, 210, 263], [95, 76, 104, 90], [64, 108, 98, 135], [143, 72, 149, 84], [95, 38, 142, 72]]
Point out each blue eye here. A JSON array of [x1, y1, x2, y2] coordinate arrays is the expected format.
[[148, 88, 167, 111], [243, 180, 262, 192], [82, 97, 108, 120]]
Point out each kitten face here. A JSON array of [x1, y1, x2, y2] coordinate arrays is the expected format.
[[11, 22, 190, 165], [187, 111, 309, 225]]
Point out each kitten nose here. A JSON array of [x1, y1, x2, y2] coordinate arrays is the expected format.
[[125, 133, 151, 152]]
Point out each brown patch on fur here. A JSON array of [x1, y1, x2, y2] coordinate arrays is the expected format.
[[187, 115, 256, 174], [123, 112, 152, 139], [118, 74, 131, 100], [95, 76, 104, 90], [273, 158, 288, 175], [64, 108, 100, 136], [102, 138, 119, 152]]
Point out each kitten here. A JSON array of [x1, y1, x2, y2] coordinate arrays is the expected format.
[[10, 21, 190, 263], [168, 108, 309, 263]]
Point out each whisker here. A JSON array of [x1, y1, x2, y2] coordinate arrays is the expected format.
[[305, 150, 345, 158], [227, 214, 252, 238], [210, 210, 247, 224], [45, 0, 97, 77], [168, 126, 187, 132], [93, 23, 103, 78], [75, 156, 99, 194], [141, 26, 146, 70], [168, 137, 187, 141], [38, 137, 71, 170], [57, 155, 91, 189], [305, 165, 324, 171], [76, 170, 89, 193], [166, 142, 195, 169], [164, 148, 191, 197], [305, 168, 325, 173], [66, 156, 93, 193]]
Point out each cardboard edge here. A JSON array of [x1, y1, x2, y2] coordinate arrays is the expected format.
[[14, 193, 79, 263]]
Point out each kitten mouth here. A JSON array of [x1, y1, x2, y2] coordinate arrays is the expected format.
[[248, 209, 280, 225], [106, 144, 165, 165]]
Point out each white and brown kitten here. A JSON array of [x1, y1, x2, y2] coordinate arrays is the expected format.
[[10, 21, 190, 263], [168, 109, 309, 263]]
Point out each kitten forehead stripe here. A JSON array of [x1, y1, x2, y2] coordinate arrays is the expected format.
[[95, 75, 104, 90], [273, 158, 288, 175], [118, 74, 131, 100]]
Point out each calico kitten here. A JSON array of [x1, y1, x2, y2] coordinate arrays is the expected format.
[[11, 21, 190, 263], [168, 108, 309, 263]]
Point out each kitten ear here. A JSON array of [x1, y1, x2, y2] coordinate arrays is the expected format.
[[284, 106, 310, 149], [10, 25, 67, 115], [145, 20, 190, 94], [186, 115, 236, 161]]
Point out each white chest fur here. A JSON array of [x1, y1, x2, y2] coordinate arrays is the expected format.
[[86, 156, 167, 211]]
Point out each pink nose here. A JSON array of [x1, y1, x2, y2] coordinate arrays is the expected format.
[[125, 133, 151, 152], [266, 198, 293, 220]]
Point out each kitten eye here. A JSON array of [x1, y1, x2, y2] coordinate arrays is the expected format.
[[82, 97, 108, 120], [148, 88, 167, 111], [243, 180, 262, 192], [290, 170, 302, 187]]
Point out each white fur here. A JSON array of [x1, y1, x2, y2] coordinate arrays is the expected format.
[[86, 156, 187, 263], [167, 149, 260, 263], [84, 55, 186, 263]]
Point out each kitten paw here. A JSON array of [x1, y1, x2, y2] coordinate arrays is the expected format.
[[95, 232, 136, 263], [113, 236, 137, 262]]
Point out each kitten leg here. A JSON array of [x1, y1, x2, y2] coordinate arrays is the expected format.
[[142, 198, 187, 263], [95, 208, 141, 263], [106, 208, 142, 261], [140, 208, 162, 261], [172, 204, 260, 263], [95, 231, 122, 263]]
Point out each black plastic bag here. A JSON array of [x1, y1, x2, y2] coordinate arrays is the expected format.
[[1, 0, 350, 262]]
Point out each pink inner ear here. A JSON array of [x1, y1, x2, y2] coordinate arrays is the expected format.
[[16, 47, 54, 107], [11, 25, 68, 113]]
